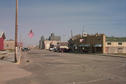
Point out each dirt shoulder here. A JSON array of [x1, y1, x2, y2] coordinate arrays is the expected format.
[[0, 52, 32, 84]]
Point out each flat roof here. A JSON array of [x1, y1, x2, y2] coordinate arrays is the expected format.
[[106, 37, 126, 42]]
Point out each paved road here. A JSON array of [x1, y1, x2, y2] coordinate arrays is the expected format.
[[3, 49, 126, 84]]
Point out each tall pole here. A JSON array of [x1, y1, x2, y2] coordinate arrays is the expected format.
[[14, 0, 18, 63], [71, 30, 73, 38]]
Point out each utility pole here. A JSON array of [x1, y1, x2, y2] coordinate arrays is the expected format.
[[71, 30, 73, 38], [14, 0, 18, 63]]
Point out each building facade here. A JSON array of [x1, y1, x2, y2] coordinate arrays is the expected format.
[[68, 33, 105, 53], [39, 33, 61, 50], [0, 32, 6, 50], [68, 33, 126, 54], [4, 40, 15, 50], [44, 40, 60, 49], [105, 37, 126, 53]]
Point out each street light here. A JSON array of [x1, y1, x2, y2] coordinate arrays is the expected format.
[[14, 0, 18, 63]]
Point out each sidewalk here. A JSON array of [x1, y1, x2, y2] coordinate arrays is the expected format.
[[0, 63, 31, 84], [0, 51, 32, 84]]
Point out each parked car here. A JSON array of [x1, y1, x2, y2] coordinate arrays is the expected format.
[[22, 47, 30, 52], [49, 47, 54, 51], [57, 46, 69, 52]]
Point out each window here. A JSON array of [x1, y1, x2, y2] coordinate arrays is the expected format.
[[97, 38, 101, 41], [118, 48, 123, 50], [118, 42, 122, 45], [107, 42, 111, 45]]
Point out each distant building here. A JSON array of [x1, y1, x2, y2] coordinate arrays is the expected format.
[[4, 39, 23, 50], [68, 33, 105, 53], [0, 32, 6, 50], [49, 33, 61, 41], [68, 33, 126, 54], [39, 36, 45, 49], [105, 37, 126, 53], [4, 40, 15, 50], [44, 40, 60, 49], [39, 33, 61, 50]]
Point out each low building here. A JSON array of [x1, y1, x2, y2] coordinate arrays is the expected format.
[[105, 37, 126, 53], [39, 33, 61, 50], [82, 33, 105, 53], [4, 40, 15, 50], [44, 40, 60, 49], [68, 33, 105, 53], [68, 33, 126, 54], [0, 32, 6, 50]]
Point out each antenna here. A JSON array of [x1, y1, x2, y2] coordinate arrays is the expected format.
[[82, 25, 85, 33], [71, 30, 73, 38], [81, 25, 85, 36]]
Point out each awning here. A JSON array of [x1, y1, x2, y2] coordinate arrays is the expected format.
[[79, 44, 90, 47], [94, 44, 102, 47]]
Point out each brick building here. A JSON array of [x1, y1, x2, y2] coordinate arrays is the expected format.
[[68, 33, 105, 53], [68, 33, 126, 54]]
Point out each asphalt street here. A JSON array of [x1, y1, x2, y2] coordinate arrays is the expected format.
[[1, 49, 126, 84]]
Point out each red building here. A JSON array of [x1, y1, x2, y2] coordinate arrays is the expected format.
[[0, 32, 6, 50]]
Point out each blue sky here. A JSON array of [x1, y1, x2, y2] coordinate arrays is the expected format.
[[0, 0, 126, 45]]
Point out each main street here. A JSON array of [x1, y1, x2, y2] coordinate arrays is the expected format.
[[1, 49, 126, 84]]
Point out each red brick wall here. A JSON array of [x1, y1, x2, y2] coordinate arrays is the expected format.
[[0, 37, 4, 50]]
